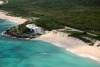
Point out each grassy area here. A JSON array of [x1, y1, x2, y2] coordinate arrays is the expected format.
[[62, 30, 100, 44], [0, 0, 100, 34]]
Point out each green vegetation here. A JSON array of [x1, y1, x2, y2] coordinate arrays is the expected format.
[[0, 0, 100, 34], [10, 21, 32, 34], [62, 30, 92, 43], [17, 23, 31, 33], [34, 17, 64, 30], [97, 44, 100, 47], [62, 30, 100, 44]]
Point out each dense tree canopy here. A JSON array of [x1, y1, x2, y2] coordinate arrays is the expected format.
[[0, 0, 100, 34]]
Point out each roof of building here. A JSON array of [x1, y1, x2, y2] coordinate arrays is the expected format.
[[26, 24, 36, 28], [26, 24, 39, 29]]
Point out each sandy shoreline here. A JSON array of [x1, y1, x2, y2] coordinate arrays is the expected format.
[[0, 11, 27, 24], [38, 31, 100, 62], [0, 10, 100, 62]]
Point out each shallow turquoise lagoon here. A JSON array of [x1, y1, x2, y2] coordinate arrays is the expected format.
[[0, 19, 100, 67]]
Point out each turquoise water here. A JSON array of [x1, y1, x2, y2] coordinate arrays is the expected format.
[[0, 19, 100, 67]]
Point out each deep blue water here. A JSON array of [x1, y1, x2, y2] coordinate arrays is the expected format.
[[0, 19, 100, 67]]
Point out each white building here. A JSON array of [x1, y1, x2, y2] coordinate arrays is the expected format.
[[0, 1, 4, 5], [26, 24, 44, 35]]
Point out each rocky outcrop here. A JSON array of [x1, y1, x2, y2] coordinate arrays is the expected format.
[[4, 28, 38, 39], [3, 22, 42, 39]]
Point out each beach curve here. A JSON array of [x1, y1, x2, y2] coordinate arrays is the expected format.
[[37, 31, 100, 62]]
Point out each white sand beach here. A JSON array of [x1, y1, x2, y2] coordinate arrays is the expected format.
[[38, 31, 100, 61], [0, 11, 27, 24]]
